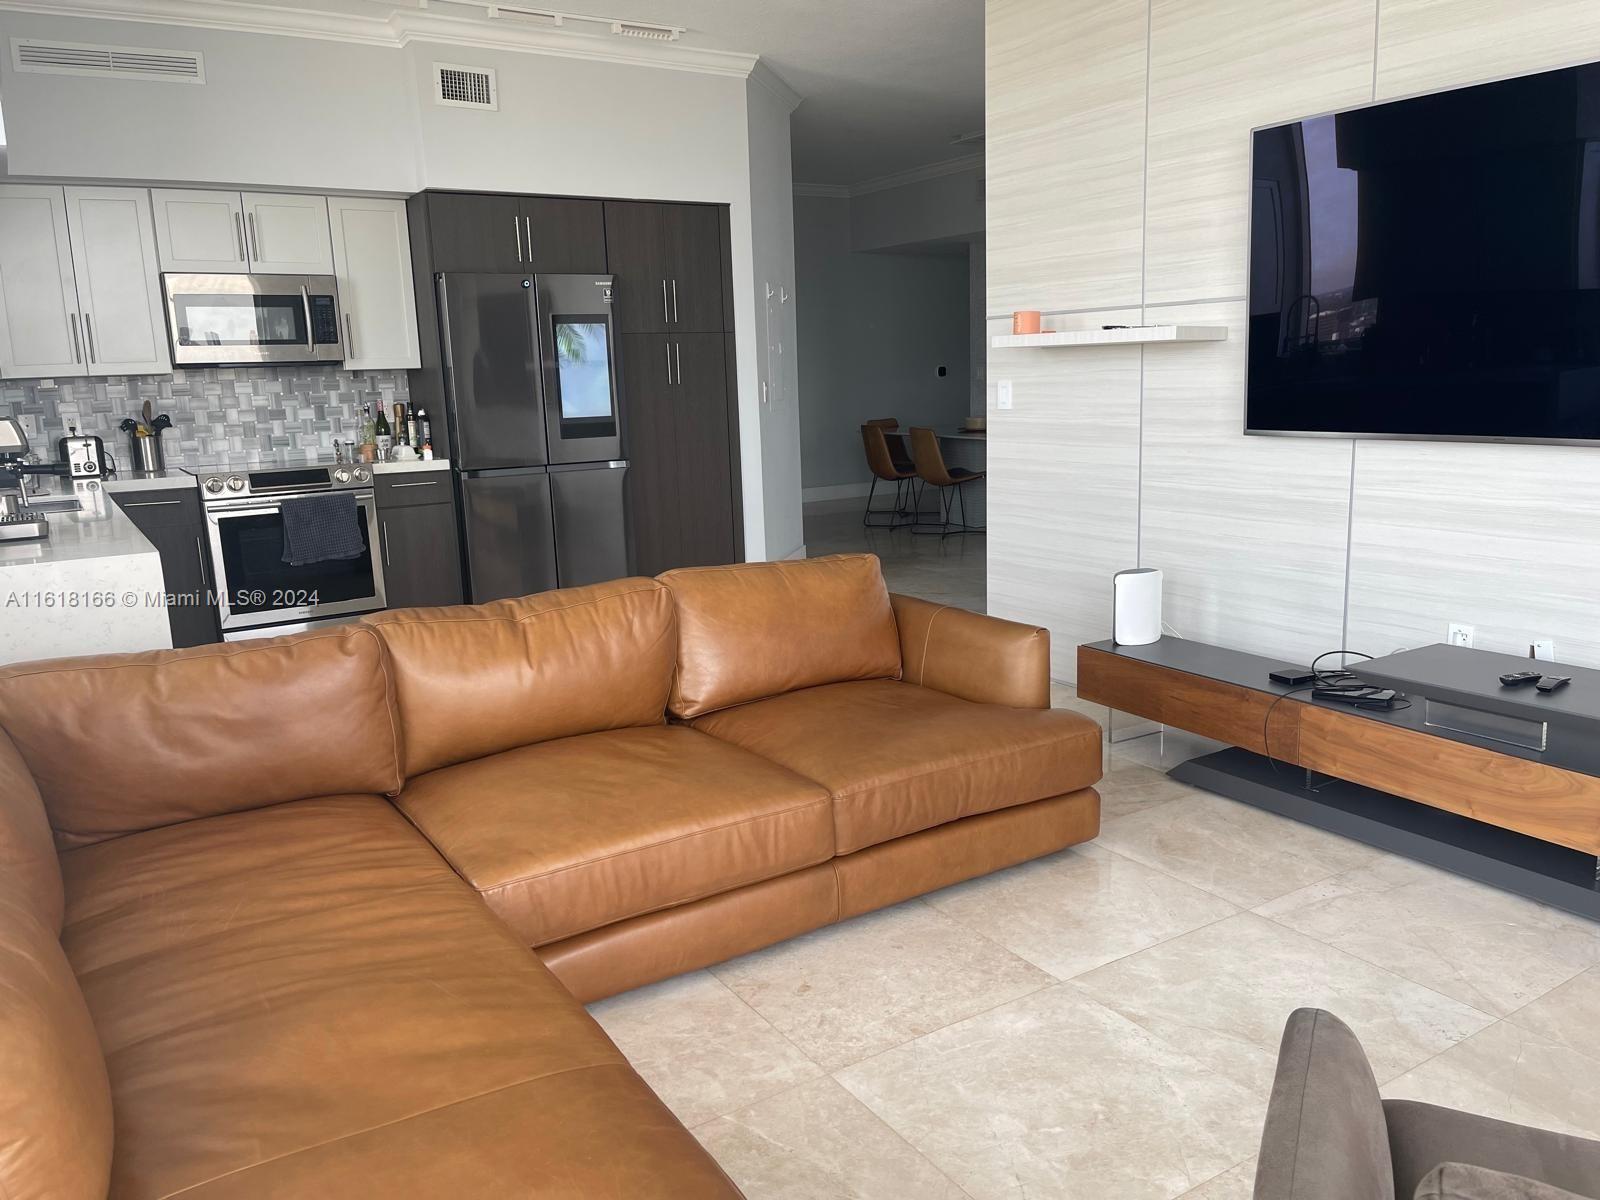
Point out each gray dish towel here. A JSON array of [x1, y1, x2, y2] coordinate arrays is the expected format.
[[280, 492, 366, 566]]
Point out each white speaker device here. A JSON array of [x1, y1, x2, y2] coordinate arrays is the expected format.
[[1113, 568, 1163, 646]]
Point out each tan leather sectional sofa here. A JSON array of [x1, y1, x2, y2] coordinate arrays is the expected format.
[[0, 554, 1103, 1199]]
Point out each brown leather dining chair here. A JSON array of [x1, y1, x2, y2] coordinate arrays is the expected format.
[[864, 417, 915, 474], [860, 422, 919, 528], [909, 426, 984, 536]]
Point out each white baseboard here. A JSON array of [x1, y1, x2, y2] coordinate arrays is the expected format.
[[803, 481, 873, 503]]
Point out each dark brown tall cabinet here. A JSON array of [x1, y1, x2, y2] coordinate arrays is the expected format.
[[407, 189, 743, 592]]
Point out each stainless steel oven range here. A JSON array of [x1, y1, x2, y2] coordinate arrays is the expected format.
[[197, 464, 385, 639]]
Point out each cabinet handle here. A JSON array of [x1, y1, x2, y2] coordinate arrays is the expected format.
[[83, 313, 96, 364], [515, 215, 523, 263], [68, 314, 82, 364], [382, 519, 391, 567], [388, 480, 439, 489], [674, 340, 682, 386], [122, 499, 182, 507], [671, 279, 679, 323], [234, 211, 246, 262], [661, 280, 670, 324], [196, 535, 210, 589], [247, 212, 260, 261], [525, 215, 533, 260], [664, 341, 673, 386], [344, 312, 356, 360]]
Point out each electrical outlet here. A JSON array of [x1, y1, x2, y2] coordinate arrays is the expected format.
[[1532, 638, 1556, 662], [996, 380, 1013, 411], [1447, 623, 1475, 648]]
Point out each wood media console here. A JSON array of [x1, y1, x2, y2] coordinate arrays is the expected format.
[[1078, 638, 1600, 919]]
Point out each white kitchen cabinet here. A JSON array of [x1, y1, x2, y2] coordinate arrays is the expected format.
[[63, 187, 171, 377], [0, 185, 85, 378], [327, 196, 420, 370], [151, 188, 248, 273], [241, 192, 333, 274]]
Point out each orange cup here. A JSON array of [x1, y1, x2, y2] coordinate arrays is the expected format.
[[1012, 309, 1042, 335]]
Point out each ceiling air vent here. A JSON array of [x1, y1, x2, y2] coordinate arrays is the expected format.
[[12, 38, 204, 83], [434, 63, 498, 111]]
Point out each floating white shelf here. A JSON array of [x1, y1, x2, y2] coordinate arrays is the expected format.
[[991, 324, 1228, 349]]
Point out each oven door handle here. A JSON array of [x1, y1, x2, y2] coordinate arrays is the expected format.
[[301, 285, 314, 352]]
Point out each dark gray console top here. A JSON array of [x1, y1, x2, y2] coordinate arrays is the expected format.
[[1353, 643, 1600, 734]]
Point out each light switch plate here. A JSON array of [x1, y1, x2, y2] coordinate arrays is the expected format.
[[16, 414, 39, 439], [1532, 639, 1556, 662], [996, 380, 1013, 411]]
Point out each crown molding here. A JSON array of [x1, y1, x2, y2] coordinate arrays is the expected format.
[[746, 57, 801, 113], [850, 152, 983, 196], [0, 0, 762, 78], [793, 152, 984, 201], [792, 181, 850, 199]]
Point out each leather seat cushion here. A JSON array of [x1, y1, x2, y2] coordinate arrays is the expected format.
[[398, 725, 834, 947], [693, 679, 1103, 854], [59, 794, 734, 1200]]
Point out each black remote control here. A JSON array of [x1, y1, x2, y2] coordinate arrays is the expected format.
[[1536, 675, 1571, 693], [1500, 671, 1543, 687]]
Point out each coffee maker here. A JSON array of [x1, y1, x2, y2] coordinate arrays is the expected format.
[[0, 416, 51, 542]]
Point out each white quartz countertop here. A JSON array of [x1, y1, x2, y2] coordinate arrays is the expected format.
[[0, 484, 158, 568], [374, 459, 451, 474], [103, 470, 197, 493]]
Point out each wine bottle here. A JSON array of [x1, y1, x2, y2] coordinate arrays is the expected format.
[[374, 405, 393, 459]]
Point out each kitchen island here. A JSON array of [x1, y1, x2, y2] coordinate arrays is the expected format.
[[0, 482, 172, 666]]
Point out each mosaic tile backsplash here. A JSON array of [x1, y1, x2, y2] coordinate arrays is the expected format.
[[0, 366, 409, 469]]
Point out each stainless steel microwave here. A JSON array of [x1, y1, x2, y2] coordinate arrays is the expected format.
[[162, 273, 344, 366]]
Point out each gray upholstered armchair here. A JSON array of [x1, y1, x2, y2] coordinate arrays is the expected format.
[[1255, 1009, 1600, 1199]]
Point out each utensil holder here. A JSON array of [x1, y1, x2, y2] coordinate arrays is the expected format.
[[130, 433, 165, 473]]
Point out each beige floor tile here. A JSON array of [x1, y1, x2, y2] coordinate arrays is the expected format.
[[1182, 1158, 1257, 1200], [1096, 758, 1192, 822], [1504, 966, 1600, 1057], [1382, 1019, 1600, 1140], [1108, 729, 1230, 771], [836, 985, 1264, 1200], [695, 1077, 970, 1200], [711, 900, 1052, 1072], [1072, 912, 1493, 1099], [1257, 856, 1600, 1017], [1094, 791, 1382, 907], [587, 970, 823, 1127], [924, 843, 1238, 981]]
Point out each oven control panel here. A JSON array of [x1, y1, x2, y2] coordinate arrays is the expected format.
[[196, 465, 372, 500]]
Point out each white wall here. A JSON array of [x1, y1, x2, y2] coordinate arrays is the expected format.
[[744, 72, 804, 559], [986, 0, 1600, 682], [0, 7, 798, 561], [794, 193, 971, 493]]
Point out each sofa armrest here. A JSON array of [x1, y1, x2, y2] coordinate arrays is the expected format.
[[891, 593, 1051, 709]]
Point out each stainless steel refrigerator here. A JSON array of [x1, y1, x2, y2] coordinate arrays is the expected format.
[[437, 272, 629, 602]]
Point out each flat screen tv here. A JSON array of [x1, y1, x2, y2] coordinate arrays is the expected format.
[[1247, 61, 1600, 444]]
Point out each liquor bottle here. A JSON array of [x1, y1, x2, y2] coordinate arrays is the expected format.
[[415, 406, 430, 453], [405, 404, 419, 450], [360, 401, 376, 447], [374, 405, 393, 459]]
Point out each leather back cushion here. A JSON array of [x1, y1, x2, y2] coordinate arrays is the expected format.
[[0, 729, 61, 932], [366, 579, 676, 777], [0, 890, 113, 1200], [660, 555, 902, 719], [0, 627, 402, 848]]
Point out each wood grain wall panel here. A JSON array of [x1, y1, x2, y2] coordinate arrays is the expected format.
[[1343, 440, 1600, 667], [985, 0, 1148, 316], [1375, 0, 1600, 100], [1142, 0, 1376, 305], [1139, 300, 1352, 663], [986, 315, 1141, 684]]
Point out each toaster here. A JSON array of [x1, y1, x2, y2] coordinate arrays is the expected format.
[[58, 432, 108, 479]]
